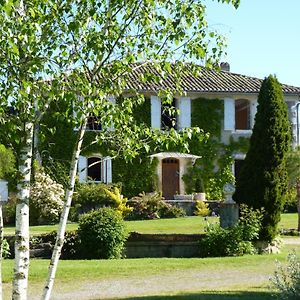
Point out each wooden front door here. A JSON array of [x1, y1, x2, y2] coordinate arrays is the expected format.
[[162, 158, 179, 199]]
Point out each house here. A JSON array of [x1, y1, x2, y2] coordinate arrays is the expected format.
[[73, 63, 300, 199]]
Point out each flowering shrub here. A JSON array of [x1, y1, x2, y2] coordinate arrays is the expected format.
[[30, 170, 65, 224]]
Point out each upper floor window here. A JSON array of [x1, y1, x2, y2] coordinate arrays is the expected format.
[[235, 99, 250, 130], [86, 114, 102, 131], [161, 98, 177, 130]]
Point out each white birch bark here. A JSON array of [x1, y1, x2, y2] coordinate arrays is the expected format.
[[42, 121, 86, 300], [12, 122, 33, 300]]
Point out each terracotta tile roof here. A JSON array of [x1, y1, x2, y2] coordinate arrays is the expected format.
[[125, 63, 300, 95]]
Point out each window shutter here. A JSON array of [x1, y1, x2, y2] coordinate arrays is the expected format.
[[106, 157, 112, 183], [177, 97, 191, 129], [224, 98, 235, 131], [250, 100, 258, 128], [151, 95, 161, 129], [78, 156, 87, 183]]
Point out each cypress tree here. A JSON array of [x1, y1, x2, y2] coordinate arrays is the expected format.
[[233, 75, 291, 241]]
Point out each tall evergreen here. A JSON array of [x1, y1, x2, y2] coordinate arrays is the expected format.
[[233, 75, 291, 241]]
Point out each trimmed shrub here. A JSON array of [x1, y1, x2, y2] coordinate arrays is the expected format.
[[233, 75, 291, 241], [199, 205, 263, 257], [77, 208, 128, 259]]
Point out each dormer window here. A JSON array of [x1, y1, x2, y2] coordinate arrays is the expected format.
[[87, 114, 102, 131], [235, 99, 250, 130]]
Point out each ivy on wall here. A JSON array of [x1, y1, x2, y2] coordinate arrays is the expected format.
[[183, 97, 250, 200], [36, 96, 249, 200]]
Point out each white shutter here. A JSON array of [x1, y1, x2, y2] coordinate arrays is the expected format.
[[151, 95, 161, 129], [250, 100, 258, 128], [177, 97, 191, 129], [291, 102, 300, 147], [106, 157, 112, 183], [224, 98, 235, 131], [78, 156, 87, 183]]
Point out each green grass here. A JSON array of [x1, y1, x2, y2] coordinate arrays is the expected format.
[[2, 244, 299, 299], [3, 213, 298, 236]]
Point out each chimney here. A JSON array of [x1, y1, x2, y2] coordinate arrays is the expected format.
[[220, 62, 230, 72]]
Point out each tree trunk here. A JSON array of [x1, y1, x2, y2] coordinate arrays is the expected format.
[[12, 122, 33, 300], [42, 121, 86, 300], [297, 180, 300, 232]]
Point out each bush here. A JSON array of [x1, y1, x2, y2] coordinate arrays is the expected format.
[[159, 203, 186, 219], [270, 251, 300, 299], [199, 205, 263, 257], [37, 231, 80, 259], [30, 170, 65, 225], [74, 183, 128, 214], [127, 192, 186, 220], [77, 208, 128, 259], [194, 200, 210, 216], [3, 194, 17, 225]]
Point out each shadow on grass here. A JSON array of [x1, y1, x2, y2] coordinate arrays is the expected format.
[[121, 291, 274, 300]]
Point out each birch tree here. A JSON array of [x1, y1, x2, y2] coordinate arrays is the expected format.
[[0, 0, 240, 299], [0, 1, 67, 299], [40, 1, 240, 299]]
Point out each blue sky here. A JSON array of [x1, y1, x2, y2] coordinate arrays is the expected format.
[[204, 0, 300, 87]]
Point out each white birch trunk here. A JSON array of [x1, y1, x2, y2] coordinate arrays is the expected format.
[[12, 122, 33, 300], [42, 121, 86, 300]]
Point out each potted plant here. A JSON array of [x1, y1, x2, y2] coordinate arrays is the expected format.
[[194, 178, 206, 201]]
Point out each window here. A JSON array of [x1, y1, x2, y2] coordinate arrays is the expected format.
[[161, 98, 177, 130], [78, 155, 112, 183], [235, 99, 250, 130], [86, 114, 102, 131], [87, 157, 102, 181]]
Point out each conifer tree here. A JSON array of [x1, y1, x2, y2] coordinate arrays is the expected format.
[[233, 75, 291, 241]]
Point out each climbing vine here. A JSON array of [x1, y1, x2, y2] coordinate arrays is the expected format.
[[38, 96, 249, 200]]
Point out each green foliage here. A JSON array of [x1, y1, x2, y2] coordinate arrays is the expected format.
[[127, 192, 186, 220], [113, 156, 158, 198], [102, 186, 133, 217], [194, 201, 210, 216], [270, 251, 300, 299], [74, 182, 124, 213], [37, 231, 79, 259], [199, 205, 263, 257], [191, 98, 224, 138], [1, 239, 11, 259], [77, 208, 128, 259], [29, 170, 65, 225], [233, 75, 292, 241], [3, 194, 17, 225]]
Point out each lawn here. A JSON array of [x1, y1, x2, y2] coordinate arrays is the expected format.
[[2, 243, 300, 299], [3, 213, 298, 236]]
